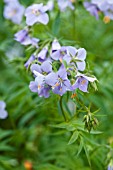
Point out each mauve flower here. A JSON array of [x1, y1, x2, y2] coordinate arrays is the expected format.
[[104, 5, 113, 20], [51, 46, 71, 63], [44, 0, 54, 11], [37, 46, 48, 62], [72, 72, 97, 92], [29, 74, 50, 98], [51, 39, 61, 52], [46, 65, 72, 96], [67, 46, 86, 71], [30, 62, 52, 98], [30, 60, 52, 75], [91, 0, 110, 11], [24, 55, 35, 68], [25, 3, 49, 26], [4, 0, 18, 4], [57, 0, 74, 11], [84, 2, 99, 19], [0, 101, 8, 119], [14, 29, 39, 47], [3, 1, 25, 24]]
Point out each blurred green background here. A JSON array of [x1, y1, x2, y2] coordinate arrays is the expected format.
[[0, 0, 113, 170]]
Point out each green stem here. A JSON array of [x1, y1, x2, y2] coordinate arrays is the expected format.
[[59, 96, 67, 121]]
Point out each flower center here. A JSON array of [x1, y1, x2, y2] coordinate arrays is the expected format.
[[38, 85, 41, 89], [60, 50, 66, 56], [103, 16, 110, 24], [9, 9, 18, 17], [32, 9, 40, 16], [81, 79, 86, 85]]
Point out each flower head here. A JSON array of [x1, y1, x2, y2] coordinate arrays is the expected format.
[[14, 29, 39, 47], [3, 1, 25, 24], [25, 3, 49, 26], [67, 46, 86, 71], [84, 2, 99, 19], [44, 0, 54, 11], [24, 55, 35, 68], [37, 46, 48, 62], [51, 46, 71, 63], [46, 65, 72, 96], [72, 72, 97, 92]]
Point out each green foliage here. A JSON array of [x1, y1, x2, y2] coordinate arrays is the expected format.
[[0, 0, 113, 170]]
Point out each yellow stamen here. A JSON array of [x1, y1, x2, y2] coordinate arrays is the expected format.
[[32, 9, 40, 15], [81, 79, 86, 85], [59, 58, 63, 63], [103, 16, 110, 24], [71, 93, 77, 99], [9, 9, 17, 17], [55, 82, 60, 87], [38, 85, 41, 89]]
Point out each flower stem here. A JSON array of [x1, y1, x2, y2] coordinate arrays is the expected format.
[[59, 96, 67, 121]]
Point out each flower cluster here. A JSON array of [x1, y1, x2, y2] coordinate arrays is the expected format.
[[25, 39, 96, 98], [3, 0, 25, 24], [0, 101, 8, 119], [84, 0, 113, 21], [13, 2, 97, 98]]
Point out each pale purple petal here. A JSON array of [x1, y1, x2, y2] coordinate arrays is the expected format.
[[53, 84, 67, 96], [41, 61, 52, 73], [72, 79, 79, 90], [78, 77, 88, 92], [38, 47, 48, 61], [29, 81, 38, 92], [45, 72, 58, 86], [84, 2, 99, 19], [31, 38, 39, 47], [37, 13, 49, 25], [67, 46, 77, 57], [0, 110, 8, 119], [58, 0, 74, 11], [77, 48, 86, 60], [63, 54, 71, 64], [51, 50, 61, 60], [52, 39, 61, 52], [58, 66, 67, 79], [26, 14, 39, 26], [14, 29, 28, 43], [4, 1, 25, 24], [35, 72, 45, 86], [76, 72, 97, 82], [76, 60, 86, 71], [24, 55, 35, 68], [30, 64, 41, 73], [0, 101, 6, 110], [64, 79, 73, 90], [44, 1, 54, 11], [38, 86, 50, 98]]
